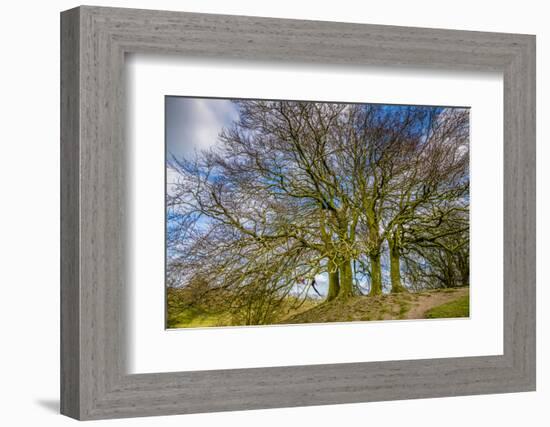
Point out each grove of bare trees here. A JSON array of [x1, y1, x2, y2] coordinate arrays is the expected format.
[[166, 100, 469, 325]]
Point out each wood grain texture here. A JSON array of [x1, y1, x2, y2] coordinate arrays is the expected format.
[[60, 5, 536, 420], [60, 7, 80, 419]]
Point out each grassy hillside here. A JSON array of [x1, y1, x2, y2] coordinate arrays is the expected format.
[[167, 287, 469, 328], [283, 287, 469, 324], [424, 294, 470, 319]]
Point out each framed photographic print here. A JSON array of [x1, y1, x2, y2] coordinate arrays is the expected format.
[[61, 5, 536, 420]]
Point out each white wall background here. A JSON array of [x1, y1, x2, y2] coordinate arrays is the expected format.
[[0, 0, 546, 425]]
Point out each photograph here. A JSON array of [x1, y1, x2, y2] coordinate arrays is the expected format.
[[51, 3, 537, 422], [165, 97, 470, 328]]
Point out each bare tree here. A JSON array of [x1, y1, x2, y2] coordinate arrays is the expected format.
[[167, 100, 470, 324]]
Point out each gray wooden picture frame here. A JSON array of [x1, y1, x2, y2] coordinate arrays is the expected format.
[[60, 5, 536, 420]]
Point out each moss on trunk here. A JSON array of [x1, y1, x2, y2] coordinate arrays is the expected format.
[[369, 252, 383, 295], [389, 240, 406, 293], [338, 258, 354, 298], [326, 269, 340, 302]]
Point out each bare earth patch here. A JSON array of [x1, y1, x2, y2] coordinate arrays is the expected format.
[[405, 287, 469, 320], [281, 287, 470, 324]]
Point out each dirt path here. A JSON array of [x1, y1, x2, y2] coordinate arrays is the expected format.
[[404, 287, 469, 319], [282, 287, 470, 324]]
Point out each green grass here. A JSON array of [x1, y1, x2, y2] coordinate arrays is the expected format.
[[424, 295, 470, 319], [166, 288, 469, 328], [167, 307, 228, 329], [397, 300, 411, 319]]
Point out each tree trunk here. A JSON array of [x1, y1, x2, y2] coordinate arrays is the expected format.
[[338, 258, 354, 298], [389, 240, 406, 293], [444, 251, 456, 287], [369, 252, 383, 295], [365, 207, 382, 296], [457, 251, 469, 287], [326, 269, 340, 302]]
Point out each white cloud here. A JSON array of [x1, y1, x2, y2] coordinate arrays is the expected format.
[[166, 166, 181, 197], [166, 97, 239, 160]]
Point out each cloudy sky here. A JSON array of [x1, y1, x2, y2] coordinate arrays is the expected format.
[[166, 96, 239, 160]]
